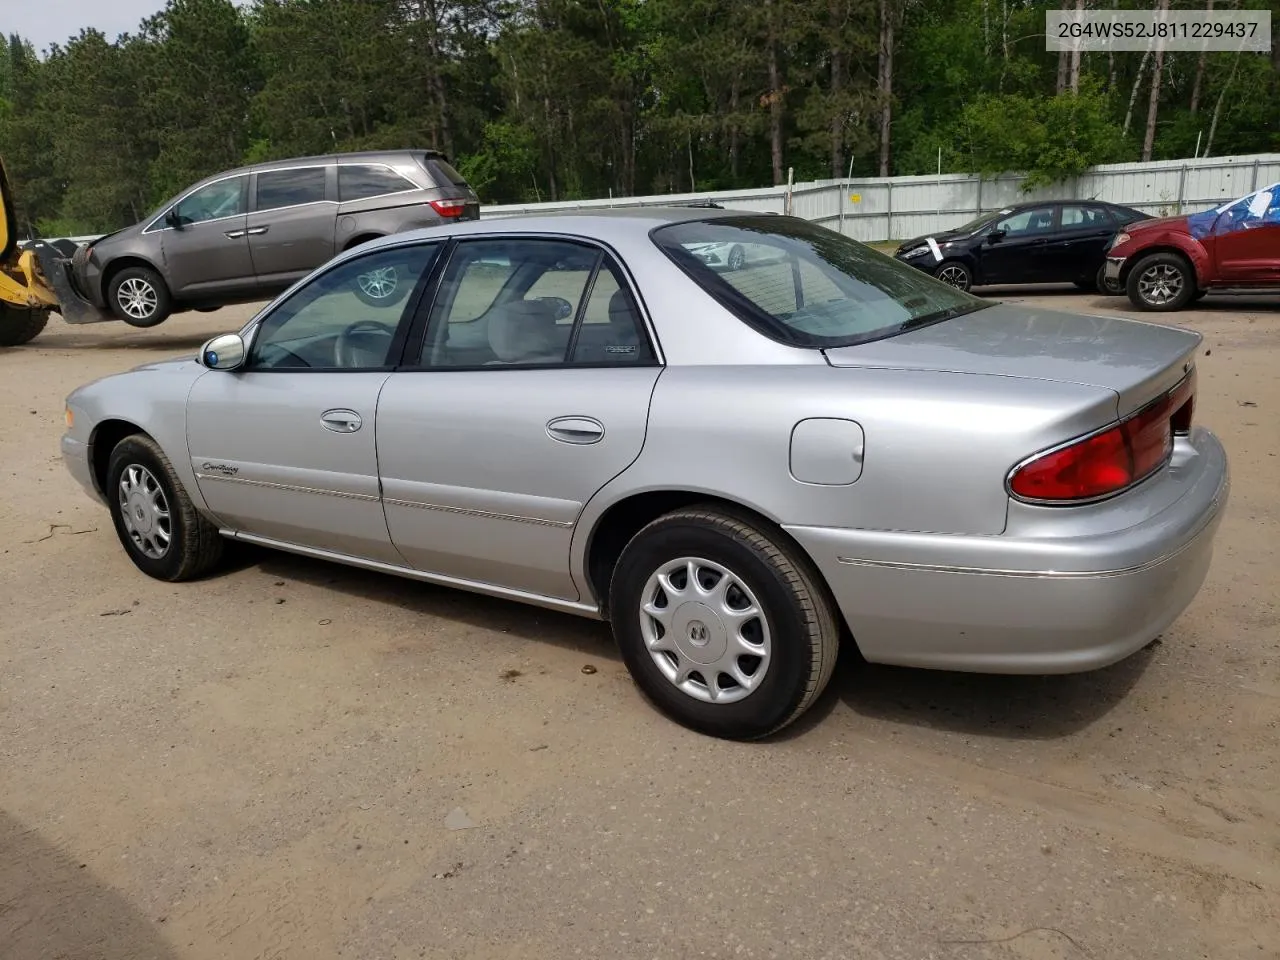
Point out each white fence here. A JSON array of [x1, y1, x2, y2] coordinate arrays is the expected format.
[[482, 153, 1280, 243]]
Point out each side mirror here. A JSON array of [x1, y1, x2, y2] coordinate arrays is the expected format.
[[987, 228, 1006, 243], [165, 207, 184, 230], [200, 333, 246, 370]]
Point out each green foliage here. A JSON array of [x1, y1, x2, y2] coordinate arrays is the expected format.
[[0, 0, 1275, 233]]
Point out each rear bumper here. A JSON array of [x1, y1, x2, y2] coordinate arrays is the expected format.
[[785, 428, 1229, 674]]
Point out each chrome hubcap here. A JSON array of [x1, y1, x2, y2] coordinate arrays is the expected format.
[[639, 557, 772, 704], [1137, 264, 1183, 304], [118, 464, 171, 559], [357, 266, 398, 300], [117, 278, 158, 319], [937, 265, 968, 288]]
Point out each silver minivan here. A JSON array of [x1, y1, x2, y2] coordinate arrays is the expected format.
[[71, 149, 481, 327]]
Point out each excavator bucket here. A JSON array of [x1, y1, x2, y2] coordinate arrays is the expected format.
[[0, 157, 114, 341]]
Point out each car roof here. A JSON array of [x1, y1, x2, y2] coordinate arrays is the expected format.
[[190, 149, 447, 183]]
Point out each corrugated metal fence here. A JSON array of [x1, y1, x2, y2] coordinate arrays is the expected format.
[[483, 153, 1280, 243]]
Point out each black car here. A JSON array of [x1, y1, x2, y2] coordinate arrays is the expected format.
[[894, 201, 1150, 292]]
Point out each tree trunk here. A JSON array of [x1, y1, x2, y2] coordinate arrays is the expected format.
[[1068, 0, 1084, 92], [1123, 47, 1151, 137], [1141, 0, 1169, 161], [877, 0, 894, 177], [729, 71, 741, 181], [830, 42, 844, 178], [1205, 48, 1243, 156], [1190, 0, 1214, 114], [765, 0, 784, 186]]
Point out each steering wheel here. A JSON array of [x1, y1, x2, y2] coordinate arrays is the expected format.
[[334, 320, 396, 368]]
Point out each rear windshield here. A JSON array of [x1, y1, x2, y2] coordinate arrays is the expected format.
[[421, 155, 469, 189], [653, 216, 988, 348]]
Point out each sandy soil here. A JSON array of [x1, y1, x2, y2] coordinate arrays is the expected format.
[[1, 287, 1277, 960]]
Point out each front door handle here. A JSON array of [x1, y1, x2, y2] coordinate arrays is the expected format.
[[546, 416, 604, 444], [246, 226, 269, 236], [224, 229, 246, 239], [320, 409, 362, 433]]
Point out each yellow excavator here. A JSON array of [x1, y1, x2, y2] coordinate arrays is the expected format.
[[0, 157, 110, 346]]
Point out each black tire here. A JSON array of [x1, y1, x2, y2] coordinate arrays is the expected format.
[[1073, 278, 1097, 292], [1096, 264, 1123, 295], [107, 265, 173, 327], [1125, 252, 1196, 312], [610, 506, 841, 740], [351, 262, 410, 308], [933, 260, 972, 291], [0, 305, 50, 346], [727, 244, 746, 271], [106, 434, 224, 581]]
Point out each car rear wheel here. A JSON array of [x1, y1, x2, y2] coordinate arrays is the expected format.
[[106, 434, 224, 581], [933, 260, 972, 291], [1096, 264, 1123, 295], [108, 266, 173, 327], [610, 506, 840, 740], [0, 305, 50, 346], [352, 263, 409, 307], [1126, 253, 1195, 312]]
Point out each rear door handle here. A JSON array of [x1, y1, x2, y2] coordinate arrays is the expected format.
[[320, 409, 362, 433], [546, 416, 605, 444], [246, 226, 269, 236], [224, 229, 246, 239]]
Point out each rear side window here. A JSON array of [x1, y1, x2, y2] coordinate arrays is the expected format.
[[421, 156, 469, 188], [256, 167, 327, 212], [1061, 204, 1112, 228], [339, 164, 416, 202]]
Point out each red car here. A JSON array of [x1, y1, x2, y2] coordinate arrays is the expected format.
[[1105, 182, 1280, 311]]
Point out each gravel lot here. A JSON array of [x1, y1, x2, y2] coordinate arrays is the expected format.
[[2, 287, 1277, 960]]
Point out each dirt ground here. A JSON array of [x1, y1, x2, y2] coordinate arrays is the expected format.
[[1, 286, 1278, 960]]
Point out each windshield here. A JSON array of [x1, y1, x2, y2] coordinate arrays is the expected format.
[[652, 215, 989, 348], [952, 211, 1003, 235]]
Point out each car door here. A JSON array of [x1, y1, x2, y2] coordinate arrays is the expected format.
[[1054, 204, 1117, 280], [160, 174, 255, 298], [186, 241, 442, 564], [247, 165, 337, 292], [376, 236, 661, 600], [1210, 186, 1280, 283], [977, 206, 1058, 284]]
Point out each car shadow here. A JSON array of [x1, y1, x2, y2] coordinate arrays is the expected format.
[[0, 811, 178, 960], [244, 547, 619, 662], [825, 641, 1155, 741]]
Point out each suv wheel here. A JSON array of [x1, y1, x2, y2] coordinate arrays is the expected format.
[[1126, 253, 1195, 312], [610, 506, 840, 740], [108, 266, 173, 327]]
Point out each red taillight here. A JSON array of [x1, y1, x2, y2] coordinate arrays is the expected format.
[[1009, 372, 1195, 503], [429, 198, 468, 218]]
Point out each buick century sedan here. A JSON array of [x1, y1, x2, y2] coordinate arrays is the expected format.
[[61, 209, 1229, 739]]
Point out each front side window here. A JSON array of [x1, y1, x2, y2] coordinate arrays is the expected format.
[[256, 167, 328, 211], [653, 216, 987, 348], [249, 243, 439, 370], [173, 176, 247, 226], [995, 207, 1056, 236], [339, 164, 416, 202], [418, 238, 653, 367]]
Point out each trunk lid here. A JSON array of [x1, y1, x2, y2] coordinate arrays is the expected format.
[[823, 303, 1200, 416]]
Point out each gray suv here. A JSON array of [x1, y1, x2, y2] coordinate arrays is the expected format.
[[72, 149, 480, 327]]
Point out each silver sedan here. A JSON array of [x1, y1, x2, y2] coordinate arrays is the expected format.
[[61, 209, 1230, 739]]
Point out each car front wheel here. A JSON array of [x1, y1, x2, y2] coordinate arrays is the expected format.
[[933, 260, 972, 291], [1126, 253, 1195, 311], [107, 266, 173, 327], [610, 506, 840, 740], [106, 434, 224, 581]]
